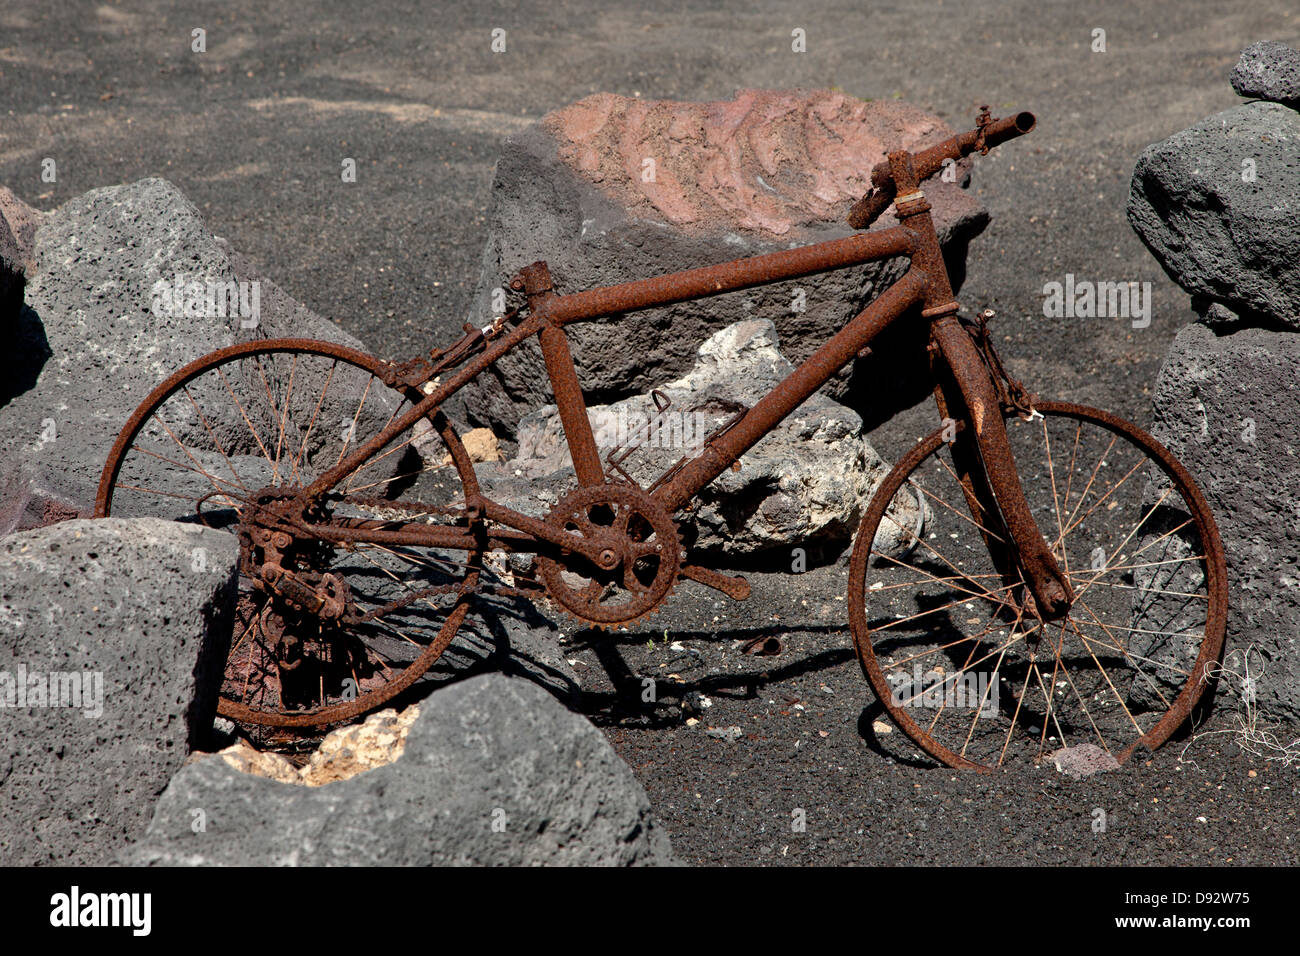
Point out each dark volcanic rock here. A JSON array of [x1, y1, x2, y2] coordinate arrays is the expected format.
[[118, 674, 677, 866], [0, 218, 24, 332], [0, 186, 41, 337], [0, 518, 239, 865], [1127, 102, 1300, 332], [1147, 323, 1300, 722], [0, 186, 42, 276], [0, 178, 383, 524], [1231, 40, 1300, 106], [459, 89, 989, 436]]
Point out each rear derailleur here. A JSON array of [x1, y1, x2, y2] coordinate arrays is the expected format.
[[237, 489, 361, 708]]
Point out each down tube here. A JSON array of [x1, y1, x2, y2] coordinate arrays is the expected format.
[[656, 269, 929, 514]]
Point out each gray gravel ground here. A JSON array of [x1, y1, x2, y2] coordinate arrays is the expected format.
[[3, 0, 1298, 866], [586, 564, 1300, 866]]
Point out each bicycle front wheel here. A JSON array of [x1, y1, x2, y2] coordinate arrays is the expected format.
[[848, 400, 1227, 771]]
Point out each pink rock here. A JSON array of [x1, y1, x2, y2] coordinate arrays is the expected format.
[[0, 185, 45, 275], [545, 89, 966, 237], [462, 89, 988, 435]]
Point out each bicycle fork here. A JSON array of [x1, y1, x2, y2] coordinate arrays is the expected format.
[[930, 314, 1074, 622], [888, 148, 1073, 622]]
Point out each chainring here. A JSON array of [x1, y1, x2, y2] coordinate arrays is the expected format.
[[536, 483, 681, 628]]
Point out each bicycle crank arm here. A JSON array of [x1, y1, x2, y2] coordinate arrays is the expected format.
[[680, 564, 750, 601]]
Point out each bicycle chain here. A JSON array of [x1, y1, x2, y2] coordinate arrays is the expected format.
[[287, 489, 681, 631], [315, 492, 546, 625]]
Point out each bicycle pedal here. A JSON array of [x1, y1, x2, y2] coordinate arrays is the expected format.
[[679, 564, 750, 601]]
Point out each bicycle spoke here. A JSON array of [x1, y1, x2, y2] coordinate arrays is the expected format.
[[290, 359, 338, 477], [852, 403, 1223, 770], [99, 343, 489, 728]]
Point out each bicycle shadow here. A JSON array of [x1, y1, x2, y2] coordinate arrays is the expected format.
[[382, 591, 584, 715], [555, 580, 970, 770], [571, 623, 855, 730]]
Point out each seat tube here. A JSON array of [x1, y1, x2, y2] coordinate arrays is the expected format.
[[516, 261, 605, 488]]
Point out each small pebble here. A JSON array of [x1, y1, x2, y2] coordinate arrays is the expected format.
[[705, 726, 744, 742]]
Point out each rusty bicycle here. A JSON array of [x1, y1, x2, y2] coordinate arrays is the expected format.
[[95, 107, 1226, 771]]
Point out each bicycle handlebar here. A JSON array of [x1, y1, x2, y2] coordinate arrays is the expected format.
[[846, 109, 1035, 230]]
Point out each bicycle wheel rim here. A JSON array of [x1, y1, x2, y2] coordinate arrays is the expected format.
[[95, 338, 486, 728], [848, 400, 1227, 771]]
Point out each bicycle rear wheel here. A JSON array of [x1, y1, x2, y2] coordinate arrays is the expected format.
[[848, 401, 1227, 770], [95, 339, 486, 728]]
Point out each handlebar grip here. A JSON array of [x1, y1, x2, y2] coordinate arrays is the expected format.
[[845, 109, 1036, 229]]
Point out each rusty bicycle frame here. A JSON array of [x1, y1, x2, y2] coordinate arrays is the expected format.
[[95, 102, 1232, 762], [285, 108, 1079, 621]]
